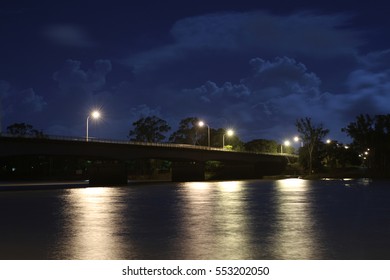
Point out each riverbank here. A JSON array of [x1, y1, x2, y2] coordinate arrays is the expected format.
[[0, 180, 90, 191], [279, 166, 390, 180], [0, 167, 384, 191], [0, 179, 176, 191]]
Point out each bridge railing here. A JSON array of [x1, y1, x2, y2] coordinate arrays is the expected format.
[[0, 133, 227, 150], [0, 133, 297, 157]]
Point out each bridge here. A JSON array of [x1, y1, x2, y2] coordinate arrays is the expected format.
[[0, 135, 296, 184]]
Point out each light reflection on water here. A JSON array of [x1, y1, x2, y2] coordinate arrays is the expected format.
[[1, 178, 390, 259], [53, 180, 321, 259], [273, 179, 323, 259], [53, 187, 130, 259], [178, 181, 250, 259]]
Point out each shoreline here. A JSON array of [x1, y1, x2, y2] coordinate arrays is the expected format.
[[0, 174, 384, 191]]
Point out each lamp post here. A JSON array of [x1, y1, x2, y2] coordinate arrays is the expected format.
[[86, 110, 101, 142], [294, 136, 303, 147], [222, 129, 234, 149], [281, 140, 290, 154], [198, 120, 210, 147]]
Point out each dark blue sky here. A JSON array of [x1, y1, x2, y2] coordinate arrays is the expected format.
[[1, 0, 390, 143]]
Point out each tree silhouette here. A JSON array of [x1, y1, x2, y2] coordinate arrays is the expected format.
[[169, 117, 203, 145], [6, 123, 44, 137], [296, 117, 329, 174], [128, 116, 171, 143], [343, 114, 390, 174], [245, 139, 278, 153]]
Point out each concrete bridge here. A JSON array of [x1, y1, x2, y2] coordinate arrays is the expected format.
[[0, 135, 296, 184]]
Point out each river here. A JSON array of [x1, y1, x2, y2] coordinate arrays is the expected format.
[[0, 178, 389, 259]]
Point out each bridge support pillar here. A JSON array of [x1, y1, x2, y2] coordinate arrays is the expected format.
[[171, 161, 205, 182], [88, 161, 128, 185]]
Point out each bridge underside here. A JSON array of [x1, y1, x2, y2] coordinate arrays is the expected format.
[[88, 161, 128, 185], [171, 161, 205, 181], [170, 159, 287, 182], [88, 158, 287, 184]]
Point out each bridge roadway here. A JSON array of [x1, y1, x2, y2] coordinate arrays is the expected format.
[[0, 135, 295, 183]]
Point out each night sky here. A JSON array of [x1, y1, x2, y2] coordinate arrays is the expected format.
[[1, 0, 390, 143]]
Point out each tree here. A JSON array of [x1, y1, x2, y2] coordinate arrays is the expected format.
[[227, 134, 245, 151], [342, 114, 390, 174], [245, 139, 278, 153], [6, 123, 44, 137], [128, 116, 171, 143], [296, 117, 329, 174], [169, 117, 203, 145], [342, 114, 374, 150]]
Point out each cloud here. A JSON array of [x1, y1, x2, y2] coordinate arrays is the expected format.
[[188, 80, 250, 103], [126, 10, 361, 73], [0, 81, 46, 114], [43, 24, 96, 48], [186, 57, 321, 110], [339, 48, 390, 118], [36, 59, 114, 136], [345, 69, 390, 117], [0, 80, 47, 131], [129, 104, 162, 119], [21, 88, 47, 112], [53, 59, 112, 96], [178, 56, 354, 141], [177, 52, 390, 142], [171, 11, 359, 54], [244, 57, 321, 99], [358, 49, 390, 71]]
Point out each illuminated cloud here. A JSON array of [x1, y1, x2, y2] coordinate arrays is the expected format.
[[180, 57, 353, 141], [188, 80, 250, 103]]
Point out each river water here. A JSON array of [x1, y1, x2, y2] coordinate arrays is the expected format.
[[1, 178, 390, 260]]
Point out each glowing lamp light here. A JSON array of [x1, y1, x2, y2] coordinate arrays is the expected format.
[[91, 110, 101, 119], [86, 110, 102, 142], [280, 139, 290, 154], [198, 120, 210, 147], [222, 129, 234, 148]]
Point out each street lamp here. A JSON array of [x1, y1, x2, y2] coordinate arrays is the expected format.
[[198, 120, 210, 147], [222, 129, 234, 149], [86, 110, 101, 142], [281, 140, 290, 154], [294, 136, 303, 147]]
